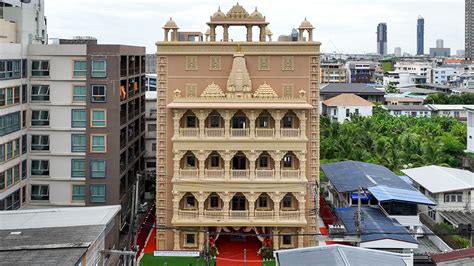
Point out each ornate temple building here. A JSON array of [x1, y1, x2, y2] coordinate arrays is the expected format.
[[155, 4, 321, 253]]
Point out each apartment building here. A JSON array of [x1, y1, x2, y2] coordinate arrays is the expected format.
[[394, 60, 434, 83], [346, 61, 376, 83], [0, 0, 47, 210], [320, 62, 347, 83], [144, 90, 156, 187], [156, 4, 320, 253]]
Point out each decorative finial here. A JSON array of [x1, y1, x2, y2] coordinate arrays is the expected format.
[[170, 17, 172, 20], [304, 17, 307, 21], [218, 6, 221, 11], [255, 7, 258, 11]]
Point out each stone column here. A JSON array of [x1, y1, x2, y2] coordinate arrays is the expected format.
[[245, 110, 257, 139], [298, 29, 304, 41], [298, 228, 304, 248], [245, 192, 259, 221], [173, 153, 182, 180], [218, 192, 233, 221], [245, 151, 259, 181], [296, 192, 306, 222], [199, 229, 205, 250], [195, 192, 207, 222], [308, 30, 313, 42], [164, 29, 170, 41], [173, 110, 184, 138], [173, 229, 180, 250], [273, 228, 280, 250], [270, 192, 285, 222], [271, 110, 284, 139], [259, 26, 266, 42], [223, 25, 229, 42], [246, 25, 253, 42], [222, 151, 234, 181], [197, 151, 209, 180], [223, 110, 234, 139], [210, 25, 216, 42], [173, 29, 179, 41], [197, 110, 211, 138], [271, 151, 285, 181], [296, 110, 307, 139]]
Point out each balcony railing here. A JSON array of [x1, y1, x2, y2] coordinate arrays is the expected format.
[[179, 128, 199, 138], [178, 210, 198, 220], [230, 210, 249, 220], [204, 210, 224, 220], [281, 128, 300, 138], [231, 128, 249, 137], [205, 169, 224, 179], [255, 210, 275, 220], [205, 128, 224, 138], [281, 170, 300, 180], [175, 209, 304, 223], [179, 169, 199, 180], [256, 128, 275, 138], [255, 169, 274, 180], [279, 210, 301, 221], [231, 170, 249, 180]]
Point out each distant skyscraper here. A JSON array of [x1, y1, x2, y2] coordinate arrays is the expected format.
[[377, 23, 388, 55], [394, 47, 402, 57], [467, 0, 474, 59], [417, 16, 424, 55], [436, 39, 444, 48]]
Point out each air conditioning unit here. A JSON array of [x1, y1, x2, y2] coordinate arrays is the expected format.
[[329, 224, 346, 235]]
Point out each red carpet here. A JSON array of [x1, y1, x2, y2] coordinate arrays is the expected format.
[[216, 235, 262, 266], [143, 229, 156, 253]]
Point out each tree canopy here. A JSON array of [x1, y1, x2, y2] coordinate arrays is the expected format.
[[320, 108, 467, 174], [424, 92, 474, 105]]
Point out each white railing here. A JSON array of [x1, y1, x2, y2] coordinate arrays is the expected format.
[[231, 170, 249, 180], [280, 210, 301, 221], [204, 210, 224, 220], [179, 128, 199, 138], [255, 169, 275, 180], [281, 170, 300, 180], [256, 128, 274, 138], [281, 128, 300, 138], [205, 128, 224, 138], [179, 169, 199, 180], [231, 128, 249, 137], [178, 210, 199, 220], [255, 210, 275, 220], [205, 169, 224, 179], [230, 211, 249, 220]]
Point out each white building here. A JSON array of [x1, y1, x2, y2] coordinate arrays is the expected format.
[[145, 73, 156, 92], [426, 104, 474, 122], [0, 0, 47, 210], [433, 67, 459, 85], [467, 107, 474, 153], [402, 166, 474, 228], [321, 93, 373, 123], [382, 105, 432, 117], [394, 60, 434, 83], [383, 72, 428, 86]]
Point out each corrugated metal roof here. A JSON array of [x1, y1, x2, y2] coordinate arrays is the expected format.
[[335, 206, 418, 244], [321, 161, 415, 193], [320, 83, 385, 95], [439, 211, 473, 226], [274, 244, 411, 266], [401, 166, 474, 193], [367, 185, 435, 205]]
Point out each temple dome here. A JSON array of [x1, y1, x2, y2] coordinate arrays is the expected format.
[[163, 17, 178, 29], [249, 7, 263, 19], [212, 7, 226, 19], [299, 17, 314, 29], [226, 3, 249, 19]]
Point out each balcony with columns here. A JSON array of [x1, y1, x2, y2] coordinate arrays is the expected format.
[[173, 150, 306, 182], [172, 191, 307, 226], [173, 109, 307, 140]]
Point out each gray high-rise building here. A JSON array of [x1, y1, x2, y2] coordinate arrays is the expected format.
[[467, 0, 474, 60], [417, 16, 424, 55], [377, 23, 388, 55]]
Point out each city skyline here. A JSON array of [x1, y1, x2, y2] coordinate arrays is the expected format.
[[45, 0, 464, 55]]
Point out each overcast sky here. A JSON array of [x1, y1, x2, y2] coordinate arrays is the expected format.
[[45, 0, 464, 55]]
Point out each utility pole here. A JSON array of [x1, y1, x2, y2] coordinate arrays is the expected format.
[[356, 187, 362, 236], [244, 248, 247, 266], [133, 173, 140, 251]]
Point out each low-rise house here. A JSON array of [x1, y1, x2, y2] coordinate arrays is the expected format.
[[320, 83, 385, 103], [0, 206, 121, 265], [401, 166, 474, 228], [467, 107, 474, 153], [384, 96, 424, 106], [321, 94, 373, 123], [274, 244, 414, 266], [431, 247, 474, 265], [382, 105, 432, 117], [426, 104, 474, 122]]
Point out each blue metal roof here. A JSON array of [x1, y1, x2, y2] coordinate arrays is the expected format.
[[335, 207, 418, 244], [367, 185, 435, 206], [321, 161, 415, 193]]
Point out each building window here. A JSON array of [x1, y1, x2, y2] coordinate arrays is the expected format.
[[282, 195, 293, 209], [91, 110, 106, 127], [209, 195, 219, 209], [186, 115, 196, 128], [31, 110, 49, 126], [91, 60, 107, 78], [31, 85, 50, 102], [258, 195, 269, 209], [210, 155, 220, 168], [185, 154, 196, 168], [185, 195, 196, 209], [31, 160, 49, 176], [355, 108, 359, 115], [282, 115, 294, 128], [71, 159, 86, 177], [428, 206, 436, 220], [209, 115, 221, 128], [444, 193, 463, 203], [282, 155, 293, 168], [73, 86, 86, 102], [282, 235, 293, 247], [21, 85, 27, 103], [346, 109, 350, 117], [90, 184, 106, 203], [148, 124, 156, 132], [21, 160, 27, 180], [72, 185, 85, 201], [258, 116, 269, 128], [91, 135, 106, 152], [152, 143, 156, 151], [91, 160, 106, 178], [91, 85, 106, 102], [259, 155, 269, 168], [31, 185, 49, 201], [31, 60, 50, 77], [0, 60, 22, 80], [21, 134, 27, 154], [0, 111, 21, 136], [71, 134, 86, 152], [73, 61, 87, 77], [184, 233, 197, 247], [71, 109, 86, 128], [31, 135, 49, 151]]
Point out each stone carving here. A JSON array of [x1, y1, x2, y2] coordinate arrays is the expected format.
[[258, 56, 270, 71], [253, 82, 278, 98], [185, 84, 197, 97], [226, 53, 252, 98], [201, 82, 225, 97], [186, 56, 198, 71], [282, 56, 294, 71], [282, 84, 294, 98], [209, 56, 221, 71]]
